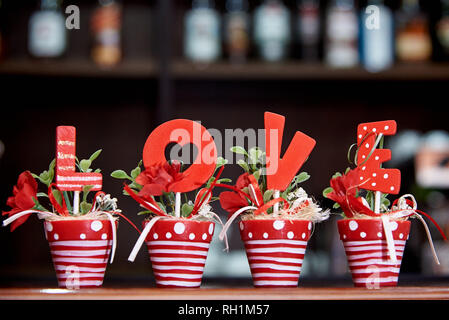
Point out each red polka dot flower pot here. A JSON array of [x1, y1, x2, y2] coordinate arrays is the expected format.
[[44, 218, 116, 289], [337, 218, 411, 288], [143, 219, 215, 288], [239, 219, 312, 288]]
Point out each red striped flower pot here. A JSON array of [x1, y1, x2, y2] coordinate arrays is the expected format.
[[239, 219, 312, 288], [44, 219, 114, 289], [338, 219, 411, 288], [143, 219, 215, 288]]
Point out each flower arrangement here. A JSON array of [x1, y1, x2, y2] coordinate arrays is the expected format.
[[112, 156, 230, 288], [3, 150, 125, 229], [1, 125, 135, 289], [217, 144, 329, 288], [219, 145, 329, 224], [111, 157, 229, 221], [322, 120, 446, 288]]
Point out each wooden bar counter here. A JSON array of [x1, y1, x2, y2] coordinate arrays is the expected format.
[[1, 286, 448, 300]]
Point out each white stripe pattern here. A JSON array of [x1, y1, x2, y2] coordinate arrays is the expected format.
[[244, 238, 308, 287], [50, 239, 111, 288], [342, 239, 407, 288], [146, 240, 210, 288], [56, 175, 102, 182]]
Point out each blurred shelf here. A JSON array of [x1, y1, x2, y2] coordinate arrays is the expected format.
[[1, 59, 449, 81], [172, 60, 449, 81], [0, 58, 158, 79], [1, 286, 449, 300]]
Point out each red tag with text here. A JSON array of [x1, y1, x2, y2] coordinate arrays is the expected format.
[[55, 126, 102, 191]]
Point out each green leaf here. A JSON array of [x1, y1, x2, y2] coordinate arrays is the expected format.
[[80, 201, 92, 214], [52, 189, 62, 206], [323, 187, 334, 198], [248, 147, 263, 165], [128, 181, 143, 191], [131, 166, 141, 179], [253, 169, 261, 182], [89, 149, 102, 162], [216, 156, 228, 168], [345, 167, 351, 174], [237, 159, 249, 172], [137, 210, 152, 216], [39, 171, 49, 183], [157, 201, 167, 213], [37, 192, 48, 198], [230, 146, 248, 156], [94, 168, 101, 173], [47, 159, 56, 183], [333, 202, 341, 209], [295, 172, 310, 184], [111, 170, 129, 179], [382, 198, 391, 208], [63, 191, 72, 213], [79, 159, 92, 173], [332, 172, 342, 179], [181, 203, 194, 217], [216, 178, 232, 184], [263, 189, 274, 203], [82, 185, 94, 202]]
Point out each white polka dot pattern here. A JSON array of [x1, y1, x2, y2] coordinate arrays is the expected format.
[[338, 219, 411, 288]]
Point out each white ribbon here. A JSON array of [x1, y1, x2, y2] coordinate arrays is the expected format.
[[128, 215, 165, 262], [218, 205, 257, 242], [3, 209, 118, 264], [386, 194, 441, 265], [381, 215, 398, 264], [101, 211, 117, 264], [128, 209, 228, 262]]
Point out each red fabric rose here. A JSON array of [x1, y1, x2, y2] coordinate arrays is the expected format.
[[219, 172, 251, 215], [136, 161, 184, 198], [2, 171, 38, 231], [326, 168, 375, 218]]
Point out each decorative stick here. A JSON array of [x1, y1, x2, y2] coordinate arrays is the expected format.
[[73, 191, 80, 215], [374, 191, 381, 214], [175, 192, 181, 218]]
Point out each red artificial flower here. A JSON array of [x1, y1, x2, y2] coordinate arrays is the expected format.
[[219, 172, 251, 215], [235, 172, 251, 190], [135, 161, 184, 198], [326, 168, 375, 218], [2, 171, 38, 231]]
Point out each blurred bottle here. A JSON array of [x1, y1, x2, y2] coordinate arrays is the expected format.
[[436, 0, 449, 57], [396, 0, 432, 62], [90, 0, 122, 67], [254, 0, 291, 62], [325, 0, 359, 68], [184, 0, 221, 63], [28, 0, 67, 58], [224, 0, 250, 64], [296, 0, 320, 61], [360, 0, 394, 72]]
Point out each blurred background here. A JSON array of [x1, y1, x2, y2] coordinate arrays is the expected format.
[[0, 0, 448, 287]]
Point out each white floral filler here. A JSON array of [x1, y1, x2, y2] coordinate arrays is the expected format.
[[241, 187, 330, 223], [42, 193, 121, 221]]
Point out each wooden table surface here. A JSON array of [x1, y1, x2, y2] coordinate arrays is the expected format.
[[1, 286, 448, 300]]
